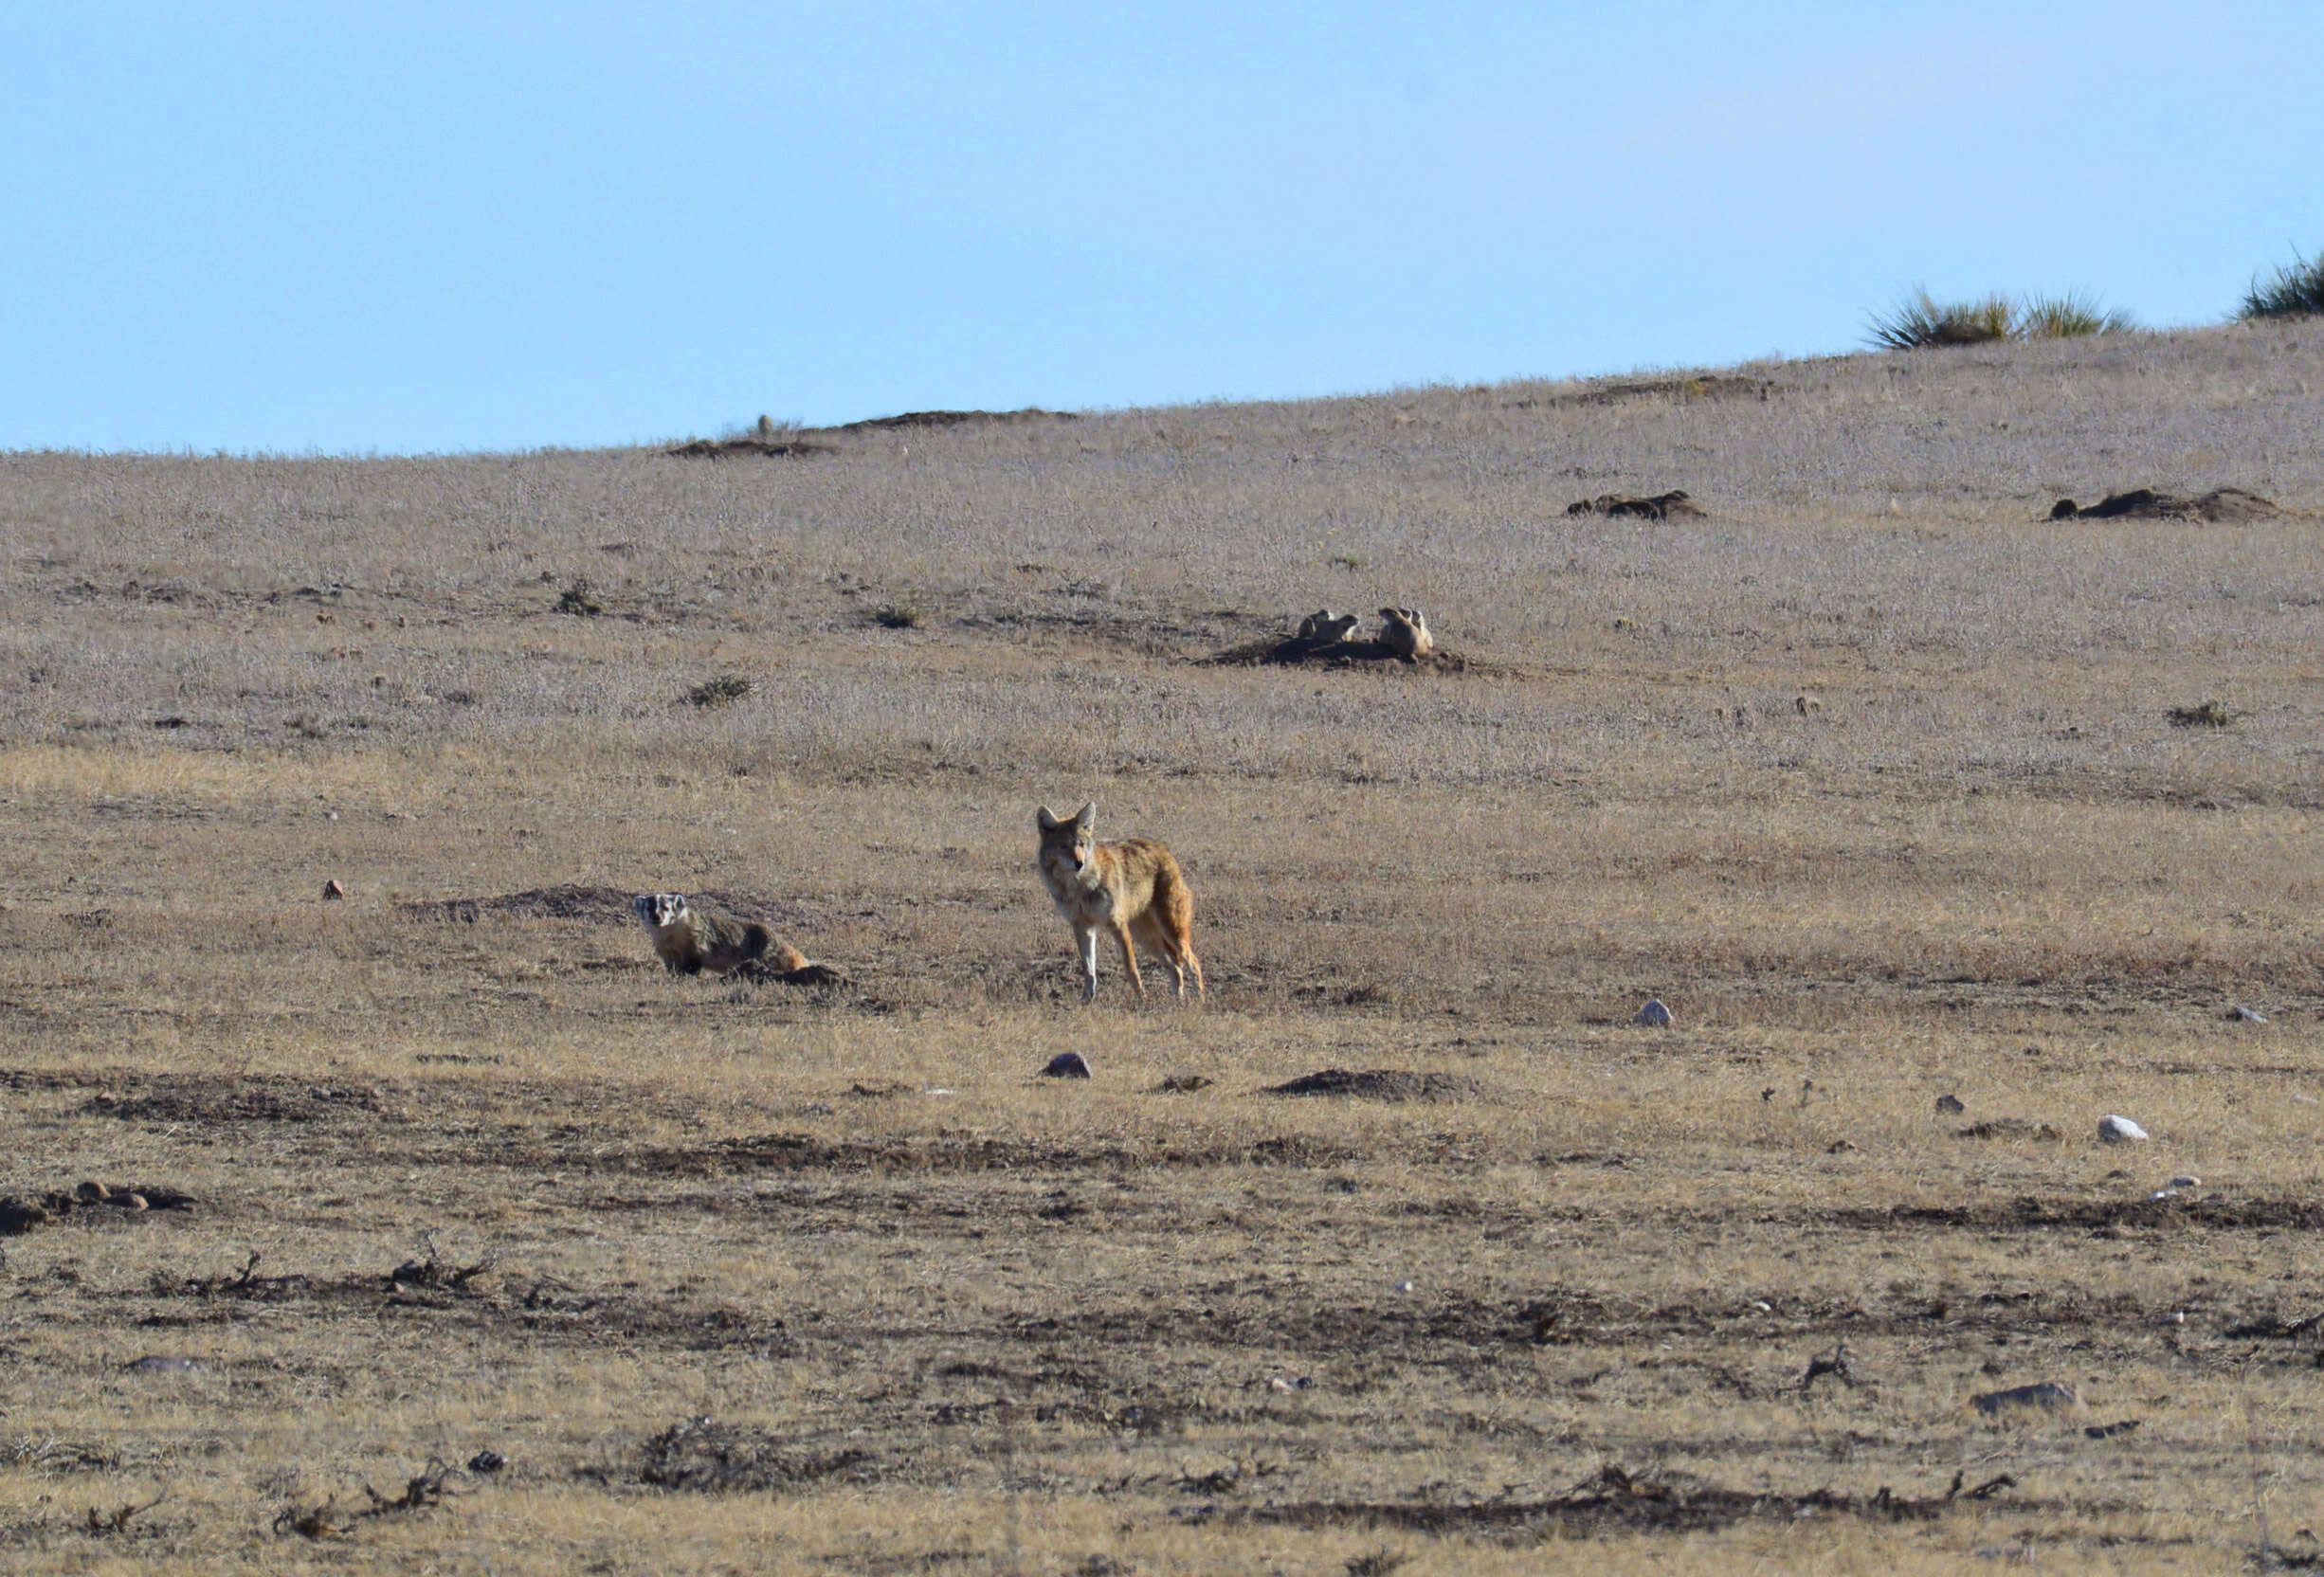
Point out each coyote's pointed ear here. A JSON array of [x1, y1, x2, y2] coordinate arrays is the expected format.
[[1073, 801, 1097, 828], [1037, 806, 1062, 831]]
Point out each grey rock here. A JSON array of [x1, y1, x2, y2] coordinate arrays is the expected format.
[[1041, 1052, 1093, 1079], [1634, 998, 1673, 1027]]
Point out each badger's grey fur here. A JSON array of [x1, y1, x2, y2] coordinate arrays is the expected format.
[[631, 893, 781, 976]]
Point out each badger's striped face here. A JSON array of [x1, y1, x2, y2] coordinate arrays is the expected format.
[[633, 893, 690, 929]]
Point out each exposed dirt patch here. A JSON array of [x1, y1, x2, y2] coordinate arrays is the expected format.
[[1566, 490, 1708, 520], [626, 1418, 879, 1492], [1517, 375, 1776, 409], [1827, 1196, 2324, 1232], [1245, 1465, 2017, 1537], [1954, 1118, 2063, 1141], [2048, 487, 2280, 522], [821, 408, 1078, 435], [84, 1077, 390, 1126], [398, 885, 815, 930], [1262, 1068, 1487, 1102], [663, 437, 833, 460], [1208, 637, 1484, 673]]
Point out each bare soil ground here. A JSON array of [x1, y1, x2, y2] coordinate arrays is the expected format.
[[2, 321, 2323, 1572]]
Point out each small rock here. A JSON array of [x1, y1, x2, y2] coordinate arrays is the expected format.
[[0, 1197, 48, 1236], [1750, 1299, 1773, 1313], [2148, 1187, 2182, 1201], [2232, 1006, 2268, 1024], [2170, 1174, 2202, 1188], [323, 879, 346, 899], [124, 1355, 202, 1373], [2084, 1419, 2142, 1440], [1934, 1094, 1966, 1115], [1634, 998, 1673, 1027], [1041, 1052, 1092, 1079], [2097, 1115, 2149, 1143], [468, 1450, 505, 1474], [75, 1180, 112, 1204], [1393, 1279, 1416, 1293], [1972, 1380, 2081, 1415]]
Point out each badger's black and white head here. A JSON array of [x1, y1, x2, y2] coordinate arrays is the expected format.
[[633, 893, 691, 931]]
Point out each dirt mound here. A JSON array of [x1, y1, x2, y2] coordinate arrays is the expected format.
[[1954, 1118, 2062, 1141], [400, 886, 811, 929], [1516, 376, 1776, 410], [86, 1077, 386, 1126], [2048, 487, 2279, 522], [663, 438, 832, 460], [1248, 1464, 2008, 1537], [1210, 637, 1480, 672], [401, 884, 636, 924], [823, 407, 1077, 434], [1566, 490, 1707, 520], [1264, 1068, 1485, 1102], [632, 1418, 876, 1493]]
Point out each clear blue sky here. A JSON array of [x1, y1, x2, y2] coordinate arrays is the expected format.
[[6, 2, 2319, 454]]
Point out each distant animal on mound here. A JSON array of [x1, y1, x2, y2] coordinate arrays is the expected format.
[[1035, 802, 1204, 1006], [632, 893, 791, 976], [1296, 609, 1360, 643], [1377, 607, 1433, 661]]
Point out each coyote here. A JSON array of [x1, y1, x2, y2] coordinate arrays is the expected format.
[[1035, 802, 1204, 1005], [631, 893, 790, 976], [1377, 607, 1432, 661]]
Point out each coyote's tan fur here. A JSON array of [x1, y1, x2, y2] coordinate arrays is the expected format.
[[1035, 802, 1203, 1005], [1378, 607, 1432, 660], [631, 893, 782, 976]]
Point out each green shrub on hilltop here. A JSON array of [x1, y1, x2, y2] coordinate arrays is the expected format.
[[2241, 247, 2324, 319], [1866, 287, 2135, 350], [2017, 291, 2137, 338]]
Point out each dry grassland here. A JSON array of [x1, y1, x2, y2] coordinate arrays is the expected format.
[[2, 320, 2323, 1572]]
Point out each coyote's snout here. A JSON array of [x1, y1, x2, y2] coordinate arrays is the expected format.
[[1035, 802, 1204, 1005]]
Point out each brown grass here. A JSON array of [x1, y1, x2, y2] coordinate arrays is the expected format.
[[0, 320, 2321, 1571]]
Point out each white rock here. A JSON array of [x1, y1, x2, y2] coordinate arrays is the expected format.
[[2148, 1187, 2181, 1201], [2234, 1006, 2268, 1024], [2097, 1115, 2149, 1143], [1393, 1279, 1415, 1293], [1634, 998, 1673, 1027]]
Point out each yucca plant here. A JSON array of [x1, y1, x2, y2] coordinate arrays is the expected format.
[[2018, 291, 2137, 338], [1865, 289, 2016, 350], [2242, 248, 2324, 319], [1867, 287, 2134, 350]]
